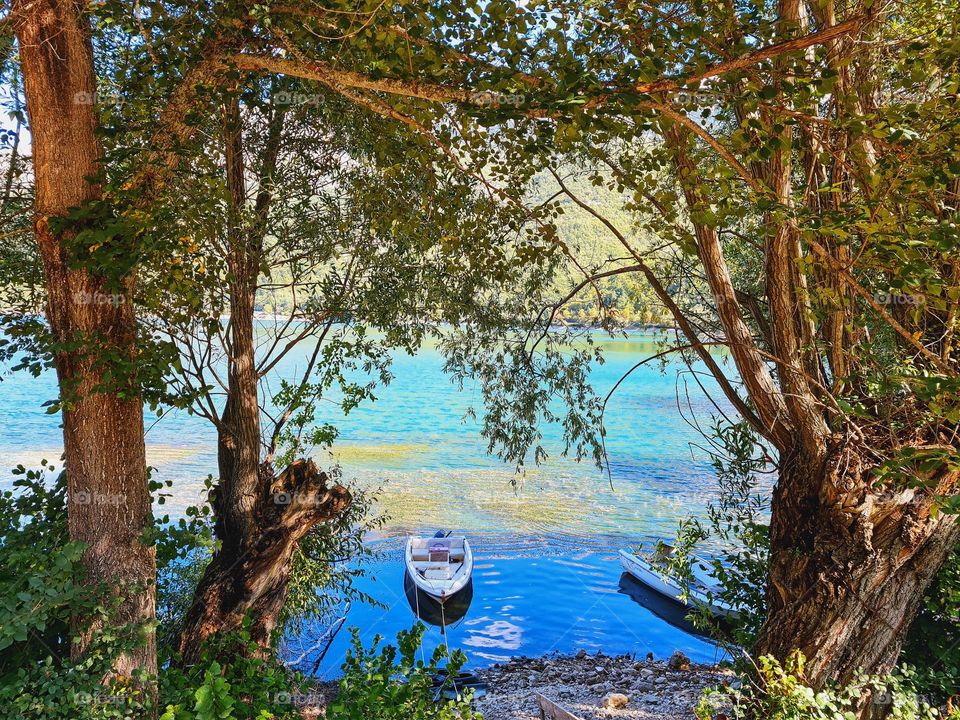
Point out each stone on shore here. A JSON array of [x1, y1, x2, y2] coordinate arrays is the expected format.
[[602, 692, 630, 709], [668, 650, 691, 671]]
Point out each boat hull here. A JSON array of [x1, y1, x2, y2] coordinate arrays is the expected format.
[[404, 571, 474, 625], [618, 549, 739, 620], [406, 567, 472, 601]]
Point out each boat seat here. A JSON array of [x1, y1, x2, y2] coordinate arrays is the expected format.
[[412, 560, 451, 570], [423, 566, 452, 580]]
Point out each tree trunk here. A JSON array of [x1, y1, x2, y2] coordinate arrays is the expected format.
[[13, 0, 157, 680], [177, 459, 350, 663], [757, 437, 960, 687], [176, 97, 351, 663]]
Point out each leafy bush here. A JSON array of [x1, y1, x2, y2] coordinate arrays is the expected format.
[[0, 465, 152, 719], [2, 652, 151, 720], [695, 651, 941, 720], [0, 463, 82, 671], [900, 541, 960, 702], [326, 624, 481, 720], [158, 621, 301, 720]]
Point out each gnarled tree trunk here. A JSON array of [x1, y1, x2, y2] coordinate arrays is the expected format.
[[757, 438, 960, 686], [177, 459, 350, 662], [13, 0, 156, 679]]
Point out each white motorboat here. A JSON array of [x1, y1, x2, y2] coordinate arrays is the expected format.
[[618, 546, 740, 620], [405, 534, 473, 601]]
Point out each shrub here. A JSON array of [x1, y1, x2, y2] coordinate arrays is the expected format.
[[158, 621, 301, 720], [0, 465, 153, 719], [694, 651, 941, 720], [326, 624, 481, 720]]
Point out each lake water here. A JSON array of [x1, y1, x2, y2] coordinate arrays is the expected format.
[[0, 330, 736, 672]]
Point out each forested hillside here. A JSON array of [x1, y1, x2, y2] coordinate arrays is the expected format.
[[255, 170, 677, 328]]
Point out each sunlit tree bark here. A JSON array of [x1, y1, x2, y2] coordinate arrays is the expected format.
[[12, 0, 156, 683]]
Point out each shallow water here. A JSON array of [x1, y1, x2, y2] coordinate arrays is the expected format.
[[1, 330, 736, 671]]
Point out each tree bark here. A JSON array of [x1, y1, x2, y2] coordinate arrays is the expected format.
[[664, 124, 794, 449], [177, 459, 350, 663], [13, 0, 156, 680], [757, 438, 960, 687]]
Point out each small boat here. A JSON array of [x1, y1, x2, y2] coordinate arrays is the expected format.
[[618, 546, 740, 620], [617, 572, 706, 638], [405, 533, 473, 601]]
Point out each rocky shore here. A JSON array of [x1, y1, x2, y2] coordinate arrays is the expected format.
[[473, 650, 730, 720], [300, 650, 729, 719]]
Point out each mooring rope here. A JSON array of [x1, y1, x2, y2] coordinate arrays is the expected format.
[[413, 580, 427, 666]]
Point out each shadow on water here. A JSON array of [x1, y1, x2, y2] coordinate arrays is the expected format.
[[404, 570, 474, 630], [616, 572, 712, 640]]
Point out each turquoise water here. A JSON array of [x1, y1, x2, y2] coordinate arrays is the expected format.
[[0, 331, 735, 669]]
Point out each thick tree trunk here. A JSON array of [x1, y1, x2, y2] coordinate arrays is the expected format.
[[757, 437, 960, 687], [177, 459, 350, 663], [13, 0, 156, 679]]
